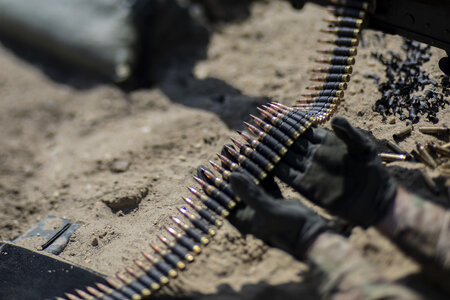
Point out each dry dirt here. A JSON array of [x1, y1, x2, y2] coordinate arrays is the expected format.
[[0, 1, 449, 299]]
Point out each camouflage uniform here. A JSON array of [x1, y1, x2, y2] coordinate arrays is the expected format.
[[307, 187, 450, 299], [377, 187, 450, 292], [307, 233, 422, 300]]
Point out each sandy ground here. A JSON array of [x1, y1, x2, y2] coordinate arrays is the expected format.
[[0, 1, 449, 299]]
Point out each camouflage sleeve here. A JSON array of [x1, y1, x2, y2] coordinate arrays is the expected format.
[[376, 187, 450, 288], [306, 232, 422, 300]]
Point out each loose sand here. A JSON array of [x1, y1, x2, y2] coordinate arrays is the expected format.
[[0, 1, 448, 299]]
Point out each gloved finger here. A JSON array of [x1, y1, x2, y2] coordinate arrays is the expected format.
[[273, 160, 304, 190], [291, 137, 309, 156], [300, 126, 327, 144], [282, 150, 309, 172], [259, 175, 283, 199], [230, 173, 278, 215], [331, 117, 374, 157], [227, 205, 255, 235]]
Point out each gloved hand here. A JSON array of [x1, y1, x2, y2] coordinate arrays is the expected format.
[[274, 116, 397, 228], [229, 172, 330, 259]]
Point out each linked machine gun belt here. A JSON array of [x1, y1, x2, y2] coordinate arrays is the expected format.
[[57, 1, 371, 299]]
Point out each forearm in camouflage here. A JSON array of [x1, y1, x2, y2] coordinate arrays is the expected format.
[[306, 232, 421, 300], [377, 187, 450, 273]]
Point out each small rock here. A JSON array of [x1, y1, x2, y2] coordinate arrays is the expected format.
[[389, 118, 396, 124], [91, 238, 98, 246], [108, 160, 130, 173]]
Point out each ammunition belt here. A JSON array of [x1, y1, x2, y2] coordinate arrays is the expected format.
[[59, 1, 368, 299]]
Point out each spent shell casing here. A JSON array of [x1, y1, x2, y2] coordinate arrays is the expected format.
[[250, 115, 294, 147], [75, 289, 94, 300], [386, 140, 411, 160], [106, 278, 142, 300], [151, 244, 186, 270], [171, 216, 209, 245], [393, 124, 413, 139], [298, 96, 342, 104], [428, 143, 450, 157], [158, 235, 196, 261], [217, 153, 259, 184], [321, 27, 360, 37], [306, 82, 347, 90], [182, 197, 223, 227], [379, 153, 407, 162], [311, 74, 350, 82], [416, 143, 438, 168], [418, 127, 450, 135], [237, 130, 281, 163], [318, 37, 358, 47], [327, 6, 366, 18], [133, 259, 169, 285], [330, 0, 369, 10], [165, 227, 202, 255], [96, 283, 129, 300], [302, 89, 344, 97], [317, 47, 357, 56], [188, 186, 230, 217], [312, 65, 353, 74], [142, 251, 178, 278], [325, 16, 363, 28], [199, 167, 236, 199], [115, 273, 151, 298], [125, 267, 160, 292], [315, 56, 355, 65], [194, 176, 237, 209], [245, 122, 288, 155], [209, 160, 231, 181]]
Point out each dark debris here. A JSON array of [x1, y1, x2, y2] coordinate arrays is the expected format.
[[371, 39, 450, 124]]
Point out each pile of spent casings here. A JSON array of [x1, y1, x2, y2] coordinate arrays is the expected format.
[[371, 39, 449, 124]]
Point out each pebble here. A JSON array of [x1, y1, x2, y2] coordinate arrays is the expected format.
[[108, 160, 130, 173], [91, 237, 99, 246]]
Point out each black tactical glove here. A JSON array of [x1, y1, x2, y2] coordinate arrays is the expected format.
[[274, 117, 397, 228], [229, 172, 330, 259]]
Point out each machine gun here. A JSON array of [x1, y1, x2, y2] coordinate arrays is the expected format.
[[287, 0, 450, 74]]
